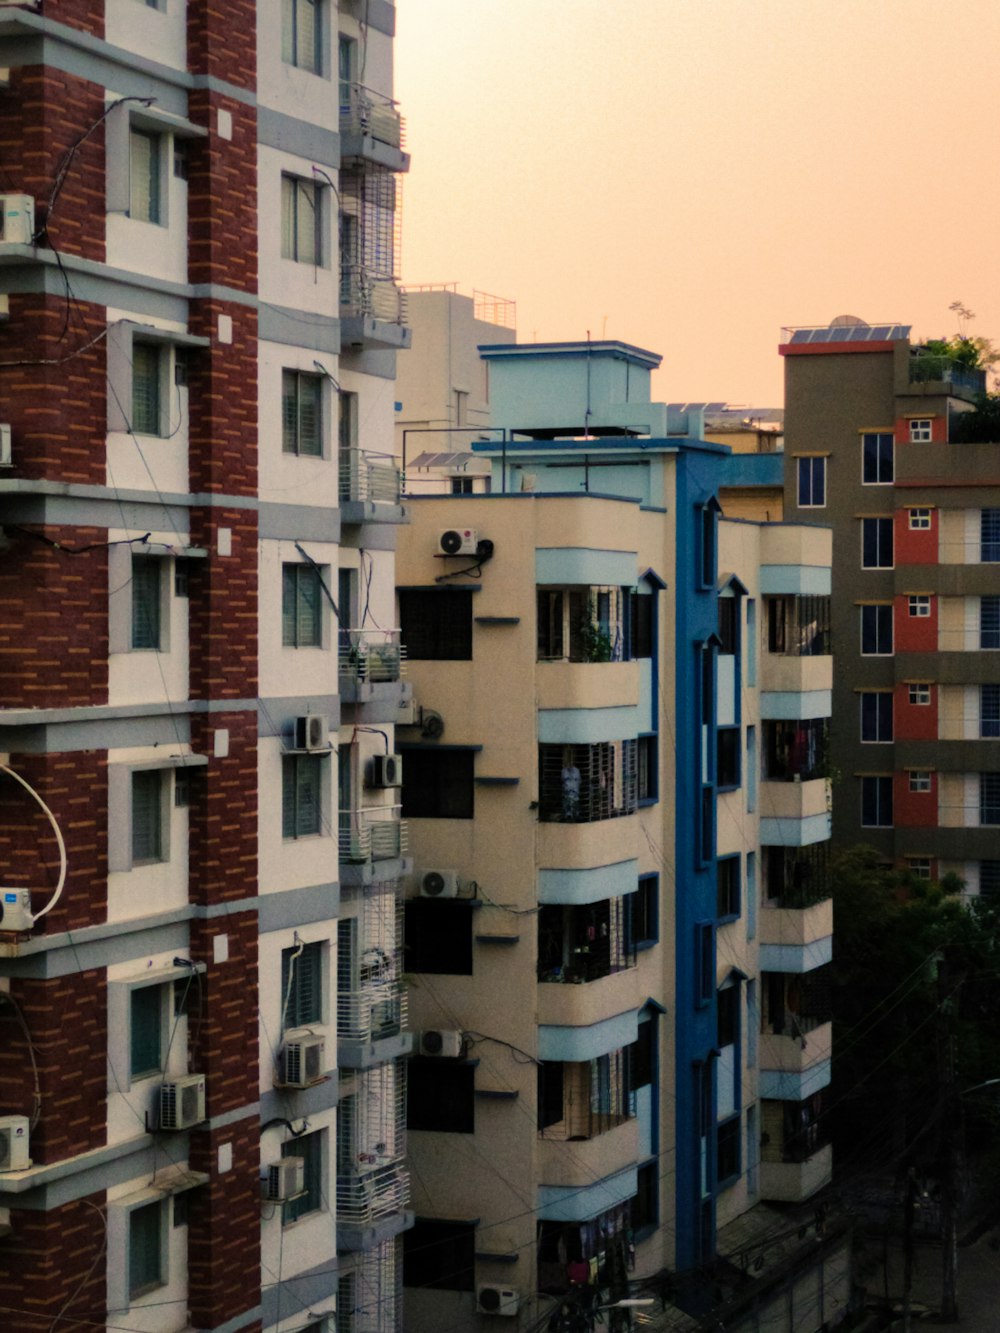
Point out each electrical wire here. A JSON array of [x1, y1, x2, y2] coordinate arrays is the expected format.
[[0, 763, 67, 922]]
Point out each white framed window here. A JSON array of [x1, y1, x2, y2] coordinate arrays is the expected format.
[[282, 370, 324, 456], [908, 595, 931, 618], [862, 432, 893, 484], [908, 683, 931, 706], [861, 517, 894, 569], [909, 418, 932, 443], [283, 0, 321, 73], [908, 508, 932, 530], [860, 604, 893, 656], [860, 692, 892, 743], [129, 129, 163, 224], [908, 771, 932, 794], [281, 174, 323, 265], [796, 456, 825, 508], [906, 857, 932, 880]]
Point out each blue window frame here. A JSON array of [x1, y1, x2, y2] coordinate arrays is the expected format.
[[716, 855, 740, 921], [629, 874, 659, 948], [981, 597, 1000, 650], [982, 685, 1000, 739], [797, 456, 825, 507]]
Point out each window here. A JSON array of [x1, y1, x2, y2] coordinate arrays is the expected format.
[[132, 770, 167, 864], [797, 456, 825, 507], [717, 857, 740, 920], [718, 597, 739, 654], [862, 432, 894, 484], [981, 509, 1000, 563], [284, 1129, 324, 1224], [538, 741, 637, 824], [717, 1115, 740, 1187], [629, 875, 658, 947], [282, 0, 320, 73], [905, 857, 932, 881], [281, 940, 323, 1030], [131, 556, 164, 649], [282, 370, 323, 456], [909, 683, 931, 706], [909, 418, 932, 443], [450, 477, 473, 495], [746, 599, 756, 685], [129, 1200, 165, 1299], [695, 921, 713, 1008], [980, 773, 1000, 826], [981, 596, 1000, 650], [338, 390, 358, 452], [282, 564, 323, 647], [404, 1219, 475, 1292], [637, 735, 658, 802], [281, 175, 322, 265], [130, 983, 164, 1079], [908, 771, 932, 794], [861, 517, 893, 569], [908, 595, 931, 618], [131, 343, 163, 435], [909, 508, 932, 530], [338, 35, 356, 109], [407, 1060, 474, 1133], [631, 593, 654, 658], [982, 684, 1000, 738], [282, 754, 324, 838], [399, 589, 473, 660], [717, 728, 740, 788], [861, 604, 893, 655], [861, 775, 893, 828], [632, 1160, 659, 1234], [697, 502, 718, 588], [980, 861, 1000, 899], [860, 692, 893, 743], [402, 748, 474, 819], [129, 129, 162, 224], [404, 900, 473, 975]]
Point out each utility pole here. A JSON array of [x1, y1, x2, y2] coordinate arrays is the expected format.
[[936, 955, 962, 1323]]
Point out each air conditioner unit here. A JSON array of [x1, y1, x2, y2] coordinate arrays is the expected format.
[[0, 888, 33, 933], [438, 527, 477, 556], [421, 869, 460, 899], [0, 195, 34, 246], [419, 1029, 463, 1059], [159, 1073, 206, 1131], [262, 1155, 305, 1203], [0, 425, 10, 468], [370, 753, 403, 788], [294, 714, 328, 751], [477, 1285, 520, 1317], [282, 1033, 326, 1088], [0, 1116, 30, 1172]]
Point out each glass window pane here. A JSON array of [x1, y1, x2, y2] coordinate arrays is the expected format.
[[284, 1129, 323, 1223], [132, 343, 161, 435], [981, 509, 1000, 563], [281, 175, 296, 259], [129, 1200, 163, 1297], [131, 556, 162, 649], [131, 770, 163, 863], [130, 985, 162, 1078], [129, 131, 160, 224]]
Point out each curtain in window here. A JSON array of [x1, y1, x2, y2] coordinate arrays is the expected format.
[[129, 130, 160, 223]]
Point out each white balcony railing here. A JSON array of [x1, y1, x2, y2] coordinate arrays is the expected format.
[[340, 83, 405, 149], [338, 985, 408, 1043], [338, 629, 406, 684], [337, 1163, 410, 1226], [340, 268, 407, 325], [340, 448, 403, 506], [339, 805, 407, 865]]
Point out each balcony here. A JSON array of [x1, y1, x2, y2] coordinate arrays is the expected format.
[[338, 985, 413, 1069], [340, 267, 410, 350], [760, 895, 833, 974], [761, 653, 832, 703], [537, 813, 640, 871], [908, 351, 986, 396], [339, 629, 411, 720], [537, 659, 639, 713], [340, 448, 406, 526], [339, 805, 409, 886], [759, 778, 831, 847], [336, 1163, 411, 1250], [537, 966, 642, 1030], [538, 1116, 640, 1189], [340, 83, 410, 172], [760, 1021, 833, 1100], [760, 1142, 833, 1203]]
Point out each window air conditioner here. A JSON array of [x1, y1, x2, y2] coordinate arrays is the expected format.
[[281, 1033, 326, 1088], [159, 1073, 207, 1130], [294, 714, 328, 751], [420, 869, 460, 898], [0, 195, 35, 246], [0, 1116, 30, 1171], [0, 887, 33, 932], [477, 1285, 521, 1317], [438, 527, 477, 556], [419, 1029, 463, 1059], [370, 753, 403, 788], [262, 1155, 305, 1203]]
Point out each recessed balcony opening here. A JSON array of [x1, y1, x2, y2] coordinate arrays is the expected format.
[[537, 1201, 636, 1296], [537, 586, 651, 663], [537, 898, 636, 984], [761, 1090, 828, 1165], [762, 719, 828, 783], [538, 741, 638, 823], [537, 1048, 635, 1140], [762, 966, 831, 1041], [766, 595, 831, 657], [763, 843, 831, 908]]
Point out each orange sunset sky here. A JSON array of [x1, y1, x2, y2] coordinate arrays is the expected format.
[[396, 0, 1000, 409]]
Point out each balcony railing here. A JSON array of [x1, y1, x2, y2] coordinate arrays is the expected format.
[[909, 352, 987, 394], [338, 985, 408, 1043], [340, 449, 403, 506], [339, 629, 406, 684], [763, 719, 828, 783], [340, 83, 405, 150], [340, 267, 407, 325], [339, 806, 407, 864], [336, 1163, 410, 1226], [766, 595, 831, 657], [538, 741, 637, 824]]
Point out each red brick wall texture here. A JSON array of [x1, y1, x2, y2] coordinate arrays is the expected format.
[[0, 1193, 108, 1331]]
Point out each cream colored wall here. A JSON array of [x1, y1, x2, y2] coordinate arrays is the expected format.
[[720, 488, 784, 523]]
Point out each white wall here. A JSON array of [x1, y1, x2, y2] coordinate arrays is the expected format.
[[258, 339, 341, 511], [105, 0, 188, 71]]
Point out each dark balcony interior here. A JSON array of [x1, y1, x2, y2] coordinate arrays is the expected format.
[[762, 1091, 829, 1165], [537, 1048, 635, 1141], [763, 843, 831, 908], [537, 898, 636, 984], [767, 595, 831, 657], [538, 741, 637, 823], [762, 719, 828, 782], [762, 967, 832, 1041], [537, 586, 652, 663]]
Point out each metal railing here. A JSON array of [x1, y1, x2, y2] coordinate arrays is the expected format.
[[338, 629, 406, 684], [340, 449, 403, 506], [762, 720, 828, 783], [340, 83, 405, 150], [340, 267, 407, 325], [338, 985, 408, 1042], [339, 805, 407, 864], [909, 352, 986, 393], [766, 596, 831, 657], [538, 741, 638, 824], [336, 1163, 410, 1225]]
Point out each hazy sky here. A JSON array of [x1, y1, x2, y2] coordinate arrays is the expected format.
[[396, 0, 1000, 408]]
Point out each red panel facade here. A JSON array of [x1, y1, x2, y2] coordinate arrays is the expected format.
[[894, 770, 938, 828], [894, 592, 937, 654], [894, 682, 938, 741], [894, 506, 937, 566]]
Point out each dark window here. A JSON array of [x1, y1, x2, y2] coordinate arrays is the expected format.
[[980, 773, 1000, 826], [450, 477, 473, 495], [399, 590, 473, 660], [769, 595, 831, 656], [132, 770, 166, 864], [538, 740, 637, 823], [981, 596, 1000, 650], [282, 754, 324, 837], [718, 597, 739, 655], [282, 370, 323, 456], [862, 432, 894, 484], [132, 340, 162, 432], [284, 1129, 324, 1224], [403, 1218, 475, 1292], [862, 517, 894, 569], [629, 1019, 654, 1091], [407, 1060, 474, 1133], [764, 843, 831, 907], [763, 719, 827, 782], [130, 985, 162, 1079], [537, 588, 565, 660], [861, 604, 893, 655], [717, 1115, 740, 1186], [717, 856, 740, 920], [632, 1160, 658, 1233], [402, 748, 474, 819], [700, 786, 714, 864], [861, 775, 893, 828], [982, 685, 1000, 739], [631, 593, 653, 658], [797, 456, 825, 506], [131, 556, 163, 650], [404, 900, 473, 975], [128, 1200, 164, 1298], [281, 940, 323, 1030], [699, 503, 717, 588], [717, 728, 740, 789], [538, 899, 635, 983], [860, 692, 893, 742], [982, 509, 1000, 563], [637, 734, 658, 802], [980, 861, 1000, 899], [629, 876, 658, 946], [537, 1061, 564, 1131], [282, 563, 323, 647], [717, 985, 739, 1049], [695, 921, 713, 1007]]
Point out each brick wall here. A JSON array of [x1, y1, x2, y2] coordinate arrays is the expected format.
[[188, 911, 258, 1111], [188, 303, 259, 494], [187, 1118, 261, 1329], [42, 0, 103, 38], [0, 1192, 107, 1330], [188, 713, 258, 907], [187, 511, 259, 701], [0, 67, 106, 260], [187, 0, 256, 89], [187, 99, 258, 293]]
